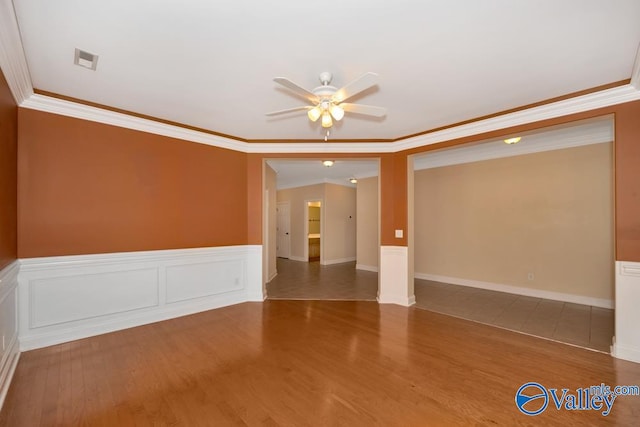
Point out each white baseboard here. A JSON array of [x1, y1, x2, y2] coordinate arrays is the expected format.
[[321, 257, 356, 266], [288, 256, 307, 262], [377, 294, 416, 306], [18, 245, 263, 350], [414, 272, 614, 309], [267, 270, 278, 283], [0, 261, 20, 411], [356, 264, 378, 272], [612, 337, 640, 364]]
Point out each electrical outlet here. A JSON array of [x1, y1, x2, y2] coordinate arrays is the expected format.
[[527, 272, 535, 281]]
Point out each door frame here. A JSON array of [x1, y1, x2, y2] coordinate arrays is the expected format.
[[304, 198, 324, 263], [276, 201, 291, 259]]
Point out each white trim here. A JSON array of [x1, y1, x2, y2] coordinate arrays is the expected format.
[[612, 261, 640, 364], [18, 245, 263, 350], [16, 84, 640, 154], [414, 272, 614, 309], [0, 0, 33, 104], [267, 271, 278, 283], [631, 43, 640, 91], [288, 256, 308, 262], [612, 339, 640, 365], [321, 257, 356, 266], [0, 261, 20, 411], [277, 178, 356, 191], [0, 336, 19, 411], [20, 94, 244, 152], [378, 246, 415, 306], [394, 84, 640, 153], [355, 264, 378, 272], [413, 118, 613, 170]]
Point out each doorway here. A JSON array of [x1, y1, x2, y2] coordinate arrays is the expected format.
[[276, 201, 290, 259], [306, 201, 321, 262]]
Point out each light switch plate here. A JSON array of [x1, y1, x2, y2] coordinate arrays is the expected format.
[[395, 229, 403, 238]]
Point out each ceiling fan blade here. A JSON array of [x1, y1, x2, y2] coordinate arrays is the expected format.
[[332, 72, 379, 103], [340, 103, 387, 117], [265, 106, 312, 116], [274, 77, 319, 103]]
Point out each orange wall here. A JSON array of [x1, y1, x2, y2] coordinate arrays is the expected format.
[[18, 109, 249, 257], [0, 70, 17, 269], [615, 101, 640, 261]]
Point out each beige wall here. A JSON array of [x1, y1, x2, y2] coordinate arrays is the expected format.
[[356, 177, 379, 269], [265, 163, 277, 282], [277, 184, 325, 261], [277, 183, 356, 263], [414, 143, 614, 300], [324, 184, 357, 262]]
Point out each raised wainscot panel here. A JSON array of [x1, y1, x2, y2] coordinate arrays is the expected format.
[[30, 268, 159, 328], [166, 260, 244, 304]]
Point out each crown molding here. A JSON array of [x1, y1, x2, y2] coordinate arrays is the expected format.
[[20, 83, 640, 155], [277, 177, 356, 191], [413, 117, 613, 171], [631, 43, 640, 90], [395, 83, 640, 152], [0, 0, 33, 103]]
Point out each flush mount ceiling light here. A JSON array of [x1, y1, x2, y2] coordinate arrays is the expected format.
[[322, 160, 335, 167], [504, 137, 522, 144], [266, 71, 387, 130], [349, 178, 358, 184]]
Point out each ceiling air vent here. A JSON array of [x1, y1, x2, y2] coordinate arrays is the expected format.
[[74, 48, 99, 70]]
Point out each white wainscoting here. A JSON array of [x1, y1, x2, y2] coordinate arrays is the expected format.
[[378, 246, 415, 306], [19, 245, 263, 351], [0, 261, 19, 410], [612, 261, 640, 364], [414, 272, 614, 309]]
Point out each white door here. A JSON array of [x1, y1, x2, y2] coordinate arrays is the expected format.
[[276, 202, 290, 258]]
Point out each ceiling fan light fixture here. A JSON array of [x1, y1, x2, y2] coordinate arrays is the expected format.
[[321, 111, 333, 128], [504, 137, 522, 144], [322, 160, 334, 167], [307, 106, 321, 122], [329, 104, 344, 121], [349, 178, 358, 184]]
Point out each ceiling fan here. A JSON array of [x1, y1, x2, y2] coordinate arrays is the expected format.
[[266, 71, 386, 129]]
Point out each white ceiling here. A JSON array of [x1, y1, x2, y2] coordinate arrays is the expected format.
[[267, 159, 379, 190], [12, 0, 640, 142]]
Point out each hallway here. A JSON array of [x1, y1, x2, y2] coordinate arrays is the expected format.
[[267, 258, 378, 300]]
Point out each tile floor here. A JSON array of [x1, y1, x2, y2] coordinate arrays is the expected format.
[[267, 258, 614, 353], [414, 279, 614, 353]]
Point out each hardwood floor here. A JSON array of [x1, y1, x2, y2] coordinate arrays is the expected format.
[[2, 300, 639, 426], [267, 258, 377, 301], [268, 259, 614, 353]]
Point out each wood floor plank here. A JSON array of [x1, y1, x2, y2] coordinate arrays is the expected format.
[[2, 300, 639, 426]]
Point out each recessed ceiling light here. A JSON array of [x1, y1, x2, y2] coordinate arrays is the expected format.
[[322, 160, 334, 167], [349, 178, 358, 184], [504, 137, 522, 144]]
